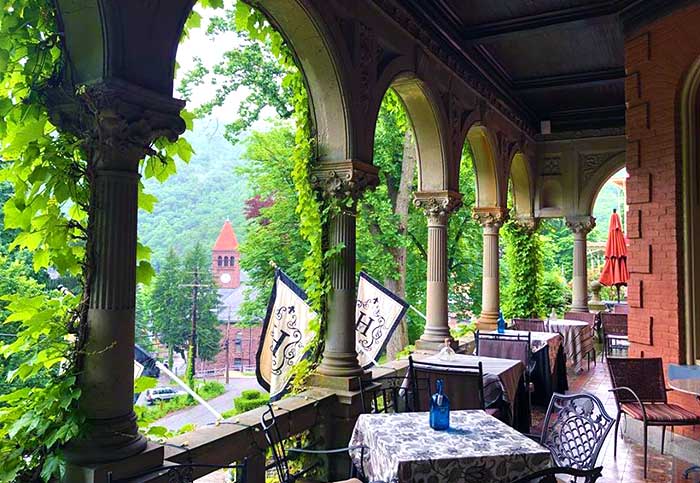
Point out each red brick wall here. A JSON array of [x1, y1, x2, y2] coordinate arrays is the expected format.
[[625, 3, 700, 439], [197, 324, 262, 373]]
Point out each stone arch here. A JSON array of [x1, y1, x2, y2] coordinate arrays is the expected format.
[[464, 125, 500, 208], [579, 152, 626, 215], [370, 72, 448, 191], [54, 0, 353, 161], [509, 152, 534, 218], [682, 55, 700, 364]]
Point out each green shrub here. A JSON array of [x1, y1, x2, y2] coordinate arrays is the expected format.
[[233, 390, 268, 414], [196, 380, 226, 399], [538, 270, 571, 316]]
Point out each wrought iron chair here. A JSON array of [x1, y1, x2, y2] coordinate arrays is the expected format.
[[607, 357, 700, 478], [408, 356, 486, 410], [563, 311, 598, 331], [361, 373, 426, 414], [510, 466, 603, 483], [512, 318, 546, 332], [600, 313, 629, 360], [532, 393, 614, 470], [107, 459, 248, 483], [261, 403, 365, 483]]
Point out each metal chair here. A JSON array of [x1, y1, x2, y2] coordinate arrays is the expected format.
[[261, 403, 365, 483], [510, 466, 603, 483], [408, 356, 486, 412], [600, 313, 629, 360], [563, 311, 598, 331], [534, 393, 614, 470], [512, 318, 546, 332], [607, 357, 700, 478], [361, 373, 425, 414]]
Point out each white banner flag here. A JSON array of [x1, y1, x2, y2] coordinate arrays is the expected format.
[[355, 272, 409, 368], [257, 270, 316, 400]]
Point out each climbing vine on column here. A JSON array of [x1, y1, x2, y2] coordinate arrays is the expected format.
[[501, 219, 543, 319]]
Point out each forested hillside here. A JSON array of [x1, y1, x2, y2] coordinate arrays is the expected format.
[[138, 118, 250, 266]]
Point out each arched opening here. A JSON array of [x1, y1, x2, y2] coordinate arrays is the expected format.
[[465, 125, 500, 208], [682, 56, 700, 365], [509, 152, 534, 219], [217, 256, 223, 267]]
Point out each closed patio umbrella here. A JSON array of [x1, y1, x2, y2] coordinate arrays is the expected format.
[[599, 209, 630, 302]]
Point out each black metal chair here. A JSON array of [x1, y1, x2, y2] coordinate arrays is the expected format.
[[510, 466, 603, 483], [107, 459, 248, 483], [261, 403, 365, 483], [600, 313, 629, 360], [361, 373, 425, 414], [408, 356, 486, 411], [512, 318, 546, 332], [476, 330, 534, 405], [532, 393, 614, 470]]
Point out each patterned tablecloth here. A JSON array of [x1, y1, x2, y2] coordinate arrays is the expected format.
[[419, 353, 523, 410], [349, 410, 551, 483], [483, 329, 562, 375], [547, 319, 595, 373]]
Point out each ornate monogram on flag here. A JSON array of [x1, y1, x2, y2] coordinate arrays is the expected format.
[[256, 270, 316, 400], [355, 272, 409, 368]]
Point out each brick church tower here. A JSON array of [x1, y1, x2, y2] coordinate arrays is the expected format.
[[212, 220, 240, 289]]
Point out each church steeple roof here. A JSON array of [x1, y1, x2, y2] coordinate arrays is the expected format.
[[213, 220, 239, 251]]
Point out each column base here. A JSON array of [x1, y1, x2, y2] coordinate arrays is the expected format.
[[316, 351, 363, 378], [64, 442, 163, 483], [570, 305, 590, 313], [309, 372, 367, 392], [478, 312, 498, 331]]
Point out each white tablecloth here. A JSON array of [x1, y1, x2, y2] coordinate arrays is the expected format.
[[547, 319, 595, 372], [349, 410, 551, 483]]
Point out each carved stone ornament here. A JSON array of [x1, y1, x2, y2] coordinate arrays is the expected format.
[[413, 191, 463, 219], [514, 216, 540, 233], [311, 160, 380, 200], [580, 151, 625, 180], [472, 207, 509, 228], [43, 78, 186, 171], [566, 216, 596, 235]]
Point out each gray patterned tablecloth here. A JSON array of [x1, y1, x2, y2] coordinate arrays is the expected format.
[[419, 353, 523, 409], [349, 410, 551, 483], [483, 329, 562, 375], [547, 319, 594, 373]]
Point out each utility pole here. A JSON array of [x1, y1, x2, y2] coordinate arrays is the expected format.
[[181, 267, 208, 387], [225, 307, 231, 384]]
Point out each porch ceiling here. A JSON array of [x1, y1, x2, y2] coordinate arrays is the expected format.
[[403, 0, 679, 133]]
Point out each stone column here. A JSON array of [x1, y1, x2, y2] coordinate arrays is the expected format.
[[46, 81, 185, 472], [414, 191, 462, 351], [566, 216, 596, 312], [473, 208, 508, 330], [312, 160, 379, 380]]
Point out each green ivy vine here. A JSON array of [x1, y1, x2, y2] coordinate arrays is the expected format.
[[501, 218, 543, 319]]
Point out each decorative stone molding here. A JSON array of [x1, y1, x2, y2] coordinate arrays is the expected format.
[[413, 191, 463, 220], [579, 151, 625, 180], [566, 215, 596, 235], [513, 215, 540, 234], [311, 159, 379, 200], [472, 207, 509, 229], [43, 78, 186, 171]]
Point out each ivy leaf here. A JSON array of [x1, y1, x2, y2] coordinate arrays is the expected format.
[[136, 260, 156, 285], [134, 376, 158, 394]]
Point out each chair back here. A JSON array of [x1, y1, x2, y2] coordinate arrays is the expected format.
[[600, 313, 627, 337], [564, 311, 597, 329], [607, 357, 667, 403], [408, 356, 484, 411], [261, 404, 292, 483], [363, 374, 425, 413], [476, 331, 531, 367], [612, 304, 629, 314], [540, 393, 614, 470], [510, 466, 603, 483], [512, 318, 546, 332]]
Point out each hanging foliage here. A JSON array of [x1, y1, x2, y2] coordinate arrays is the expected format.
[[501, 219, 543, 319]]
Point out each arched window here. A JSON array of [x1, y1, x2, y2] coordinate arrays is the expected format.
[[224, 256, 229, 267], [217, 256, 223, 267]]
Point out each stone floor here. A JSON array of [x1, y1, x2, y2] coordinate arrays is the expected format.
[[195, 359, 700, 482], [549, 358, 700, 482]]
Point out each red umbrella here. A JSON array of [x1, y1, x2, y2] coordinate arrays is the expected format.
[[599, 209, 630, 302]]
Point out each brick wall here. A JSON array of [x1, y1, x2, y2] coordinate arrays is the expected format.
[[197, 324, 262, 373], [625, 3, 700, 439]]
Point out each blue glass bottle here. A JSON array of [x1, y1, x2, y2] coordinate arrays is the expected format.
[[429, 379, 450, 430], [497, 310, 506, 334]]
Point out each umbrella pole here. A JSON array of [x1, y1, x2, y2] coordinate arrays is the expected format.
[[617, 285, 621, 303]]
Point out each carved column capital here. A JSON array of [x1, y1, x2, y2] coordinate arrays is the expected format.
[[44, 78, 186, 171], [513, 215, 540, 234], [311, 159, 379, 200], [566, 215, 596, 236], [472, 207, 509, 229], [413, 191, 463, 223]]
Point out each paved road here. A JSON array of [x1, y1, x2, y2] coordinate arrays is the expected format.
[[154, 377, 263, 431]]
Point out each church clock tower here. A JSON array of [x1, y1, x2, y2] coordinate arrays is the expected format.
[[212, 220, 240, 289]]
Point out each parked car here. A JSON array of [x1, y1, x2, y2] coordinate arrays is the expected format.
[[145, 387, 180, 405]]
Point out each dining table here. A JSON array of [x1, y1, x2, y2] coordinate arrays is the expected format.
[[546, 318, 595, 373], [482, 329, 568, 406], [416, 352, 530, 433], [349, 410, 551, 483]]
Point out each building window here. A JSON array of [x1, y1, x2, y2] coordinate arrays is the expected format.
[[217, 256, 222, 267], [224, 256, 229, 267]]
